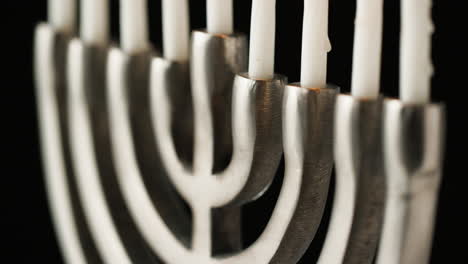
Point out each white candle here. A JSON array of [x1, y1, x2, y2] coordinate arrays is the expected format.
[[300, 0, 331, 88], [48, 0, 76, 34], [120, 0, 149, 54], [400, 0, 433, 103], [351, 0, 384, 99], [162, 0, 190, 61], [81, 0, 109, 45], [207, 0, 234, 34], [248, 0, 277, 80]]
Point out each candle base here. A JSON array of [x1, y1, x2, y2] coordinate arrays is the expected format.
[[376, 99, 445, 264]]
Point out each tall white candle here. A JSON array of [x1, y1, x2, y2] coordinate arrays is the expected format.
[[300, 0, 331, 88], [81, 0, 109, 45], [120, 0, 149, 54], [351, 0, 384, 99], [207, 0, 233, 34], [162, 0, 190, 61], [48, 0, 76, 34], [248, 0, 276, 80], [400, 0, 433, 103]]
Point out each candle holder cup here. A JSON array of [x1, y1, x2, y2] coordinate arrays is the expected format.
[[376, 99, 445, 264]]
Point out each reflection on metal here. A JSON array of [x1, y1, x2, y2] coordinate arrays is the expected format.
[[35, 15, 445, 264], [376, 100, 445, 264], [319, 95, 386, 264]]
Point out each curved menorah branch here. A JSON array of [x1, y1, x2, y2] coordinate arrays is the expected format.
[[154, 63, 335, 263], [209, 75, 258, 207], [191, 49, 215, 176], [151, 56, 213, 256], [123, 52, 193, 245], [187, 35, 246, 255], [214, 83, 306, 264], [151, 57, 195, 201], [215, 84, 337, 264], [191, 31, 248, 173], [107, 48, 193, 263], [376, 100, 445, 264], [318, 95, 386, 264], [149, 62, 289, 262], [38, 24, 340, 263], [189, 32, 248, 254], [68, 40, 132, 264], [34, 24, 87, 264], [270, 84, 338, 263], [153, 32, 252, 256], [69, 37, 176, 263], [217, 74, 286, 206], [108, 32, 252, 262]]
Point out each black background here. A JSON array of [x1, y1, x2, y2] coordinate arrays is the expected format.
[[2, 0, 466, 263]]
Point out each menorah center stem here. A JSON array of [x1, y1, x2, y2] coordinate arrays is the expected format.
[[192, 202, 213, 257]]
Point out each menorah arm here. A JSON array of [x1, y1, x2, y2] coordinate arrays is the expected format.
[[318, 95, 386, 264], [270, 84, 338, 264], [213, 74, 285, 207], [68, 40, 132, 264], [107, 48, 194, 263], [190, 49, 215, 176], [189, 31, 248, 256], [215, 157, 303, 264], [150, 57, 195, 201], [211, 74, 256, 207], [214, 84, 337, 264], [190, 30, 248, 174], [34, 24, 87, 264], [214, 84, 313, 264], [376, 99, 445, 264]]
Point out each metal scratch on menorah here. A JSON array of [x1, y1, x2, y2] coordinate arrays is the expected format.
[[34, 0, 445, 264]]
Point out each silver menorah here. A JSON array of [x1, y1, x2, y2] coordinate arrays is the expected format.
[[35, 1, 445, 264]]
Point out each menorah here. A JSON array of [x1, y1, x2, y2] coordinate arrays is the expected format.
[[35, 0, 445, 264]]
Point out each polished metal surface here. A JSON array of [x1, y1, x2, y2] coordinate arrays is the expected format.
[[36, 17, 448, 264], [108, 40, 252, 261], [190, 31, 248, 253], [110, 50, 192, 245], [34, 24, 101, 264], [225, 73, 286, 205], [319, 94, 386, 264], [148, 66, 286, 262], [69, 41, 167, 263], [210, 81, 336, 264], [270, 83, 339, 264], [191, 30, 248, 172], [376, 99, 445, 264]]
